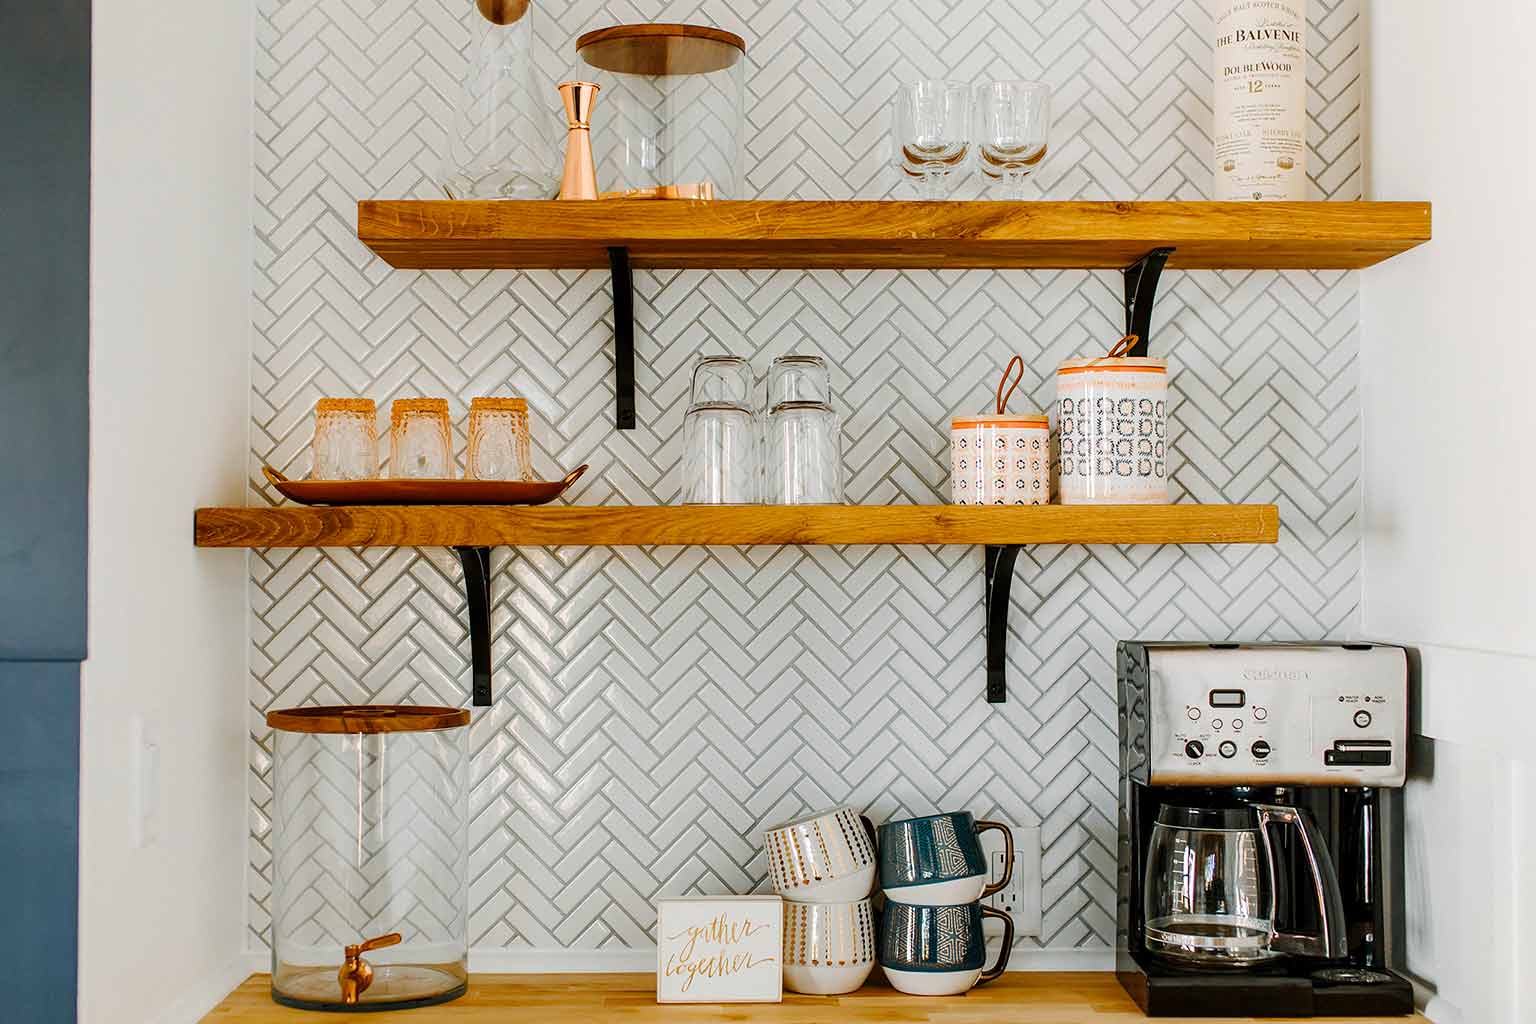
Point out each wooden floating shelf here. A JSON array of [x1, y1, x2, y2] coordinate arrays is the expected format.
[[358, 199, 1431, 271], [205, 970, 1427, 1022], [194, 503, 1279, 550]]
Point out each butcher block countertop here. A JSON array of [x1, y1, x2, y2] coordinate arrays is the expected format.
[[202, 972, 1426, 1022]]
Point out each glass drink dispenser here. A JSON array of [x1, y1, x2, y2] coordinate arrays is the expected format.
[[268, 706, 470, 1011], [575, 23, 746, 198]]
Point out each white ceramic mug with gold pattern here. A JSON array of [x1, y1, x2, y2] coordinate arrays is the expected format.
[[763, 807, 877, 904], [782, 899, 876, 995]]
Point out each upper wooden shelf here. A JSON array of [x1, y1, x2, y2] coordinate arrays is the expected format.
[[357, 200, 1430, 272], [194, 503, 1278, 549]]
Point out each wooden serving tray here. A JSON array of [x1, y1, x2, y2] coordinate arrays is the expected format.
[[261, 465, 587, 506]]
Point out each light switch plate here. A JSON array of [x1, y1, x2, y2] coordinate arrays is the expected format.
[[980, 824, 1041, 937]]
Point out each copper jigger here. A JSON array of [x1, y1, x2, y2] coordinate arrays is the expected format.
[[557, 81, 600, 200]]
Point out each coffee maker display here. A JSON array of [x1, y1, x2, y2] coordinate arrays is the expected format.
[[1116, 642, 1415, 1017]]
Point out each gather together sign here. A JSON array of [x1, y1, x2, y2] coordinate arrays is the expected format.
[[655, 896, 784, 1003]]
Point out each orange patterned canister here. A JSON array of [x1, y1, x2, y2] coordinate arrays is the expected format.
[[951, 413, 1051, 505], [1055, 354, 1168, 504]]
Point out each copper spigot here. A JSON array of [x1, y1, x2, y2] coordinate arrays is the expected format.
[[337, 932, 402, 1005], [557, 81, 601, 200]]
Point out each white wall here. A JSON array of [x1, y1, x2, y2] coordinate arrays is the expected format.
[[81, 0, 253, 1021], [1362, 2, 1536, 1022]]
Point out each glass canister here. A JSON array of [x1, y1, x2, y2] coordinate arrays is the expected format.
[[575, 23, 746, 198], [269, 706, 471, 1011], [1055, 344, 1169, 504], [681, 356, 757, 504], [440, 0, 560, 199]]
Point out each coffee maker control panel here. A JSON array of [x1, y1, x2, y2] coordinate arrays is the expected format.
[[1133, 643, 1407, 787]]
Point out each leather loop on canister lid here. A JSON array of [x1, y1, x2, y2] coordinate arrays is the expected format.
[[267, 705, 470, 734]]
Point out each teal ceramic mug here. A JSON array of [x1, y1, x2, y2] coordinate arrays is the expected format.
[[878, 899, 1014, 996], [878, 811, 1013, 905]]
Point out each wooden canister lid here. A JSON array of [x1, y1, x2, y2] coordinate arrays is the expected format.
[[576, 24, 746, 76], [267, 705, 470, 734]]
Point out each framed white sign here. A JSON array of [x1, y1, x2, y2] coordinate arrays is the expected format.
[[655, 896, 783, 1004]]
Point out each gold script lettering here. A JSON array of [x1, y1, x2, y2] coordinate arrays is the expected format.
[[662, 912, 778, 993]]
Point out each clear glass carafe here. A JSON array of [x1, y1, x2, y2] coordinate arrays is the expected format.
[[269, 706, 471, 1011], [440, 0, 559, 199], [1143, 802, 1348, 968]]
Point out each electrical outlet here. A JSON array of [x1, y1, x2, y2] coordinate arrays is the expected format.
[[979, 825, 1041, 937]]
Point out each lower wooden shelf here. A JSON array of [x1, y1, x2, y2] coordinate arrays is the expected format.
[[202, 971, 1423, 1022], [193, 503, 1279, 549]]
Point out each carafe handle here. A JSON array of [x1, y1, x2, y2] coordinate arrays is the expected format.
[[1253, 804, 1348, 960]]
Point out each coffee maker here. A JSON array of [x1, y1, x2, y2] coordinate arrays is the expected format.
[[1116, 642, 1415, 1017]]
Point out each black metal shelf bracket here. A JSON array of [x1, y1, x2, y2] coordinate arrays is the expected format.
[[608, 246, 637, 430], [984, 545, 1022, 704], [1123, 247, 1175, 356], [455, 546, 494, 707]]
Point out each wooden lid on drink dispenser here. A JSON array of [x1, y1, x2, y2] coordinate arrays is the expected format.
[[576, 24, 746, 76], [267, 705, 470, 734]]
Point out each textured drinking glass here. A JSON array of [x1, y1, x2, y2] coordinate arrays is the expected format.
[[681, 357, 758, 504], [976, 80, 1051, 198], [311, 399, 379, 480], [389, 398, 453, 479], [891, 81, 971, 199], [767, 354, 832, 407], [466, 397, 532, 481], [765, 401, 842, 504]]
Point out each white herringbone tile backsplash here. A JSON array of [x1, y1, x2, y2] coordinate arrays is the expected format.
[[249, 0, 1364, 955]]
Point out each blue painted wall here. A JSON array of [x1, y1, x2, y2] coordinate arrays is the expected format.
[[0, 0, 90, 1019]]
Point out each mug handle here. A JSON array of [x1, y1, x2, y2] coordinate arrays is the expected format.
[[859, 814, 879, 860], [977, 905, 1014, 985], [974, 820, 1014, 899]]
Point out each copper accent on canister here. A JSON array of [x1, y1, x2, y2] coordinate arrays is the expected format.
[[556, 81, 601, 200], [266, 705, 470, 734]]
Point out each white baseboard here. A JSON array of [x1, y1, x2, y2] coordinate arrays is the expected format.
[[149, 953, 254, 1024], [239, 945, 1114, 977]]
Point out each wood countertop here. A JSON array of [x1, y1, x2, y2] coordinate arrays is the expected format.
[[203, 972, 1426, 1022]]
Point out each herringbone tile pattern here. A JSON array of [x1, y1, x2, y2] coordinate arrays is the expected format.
[[249, 0, 1364, 954]]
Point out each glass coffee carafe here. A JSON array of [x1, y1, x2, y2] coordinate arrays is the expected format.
[[1143, 802, 1347, 968]]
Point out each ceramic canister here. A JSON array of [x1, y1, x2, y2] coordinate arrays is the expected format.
[[951, 414, 1050, 505], [1055, 356, 1168, 504]]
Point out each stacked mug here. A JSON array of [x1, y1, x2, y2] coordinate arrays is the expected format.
[[877, 812, 1015, 995], [762, 808, 878, 995]]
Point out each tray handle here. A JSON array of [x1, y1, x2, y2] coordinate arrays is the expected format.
[[262, 465, 291, 486]]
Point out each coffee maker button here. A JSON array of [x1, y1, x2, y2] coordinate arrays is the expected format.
[[1187, 707, 1201, 721], [1353, 710, 1373, 729], [1253, 707, 1268, 721], [1218, 740, 1238, 759], [1212, 719, 1223, 731], [1184, 740, 1205, 759], [1251, 740, 1272, 759], [1232, 719, 1244, 731]]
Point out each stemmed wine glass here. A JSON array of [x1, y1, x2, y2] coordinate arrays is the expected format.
[[891, 81, 971, 199], [975, 80, 1052, 199]]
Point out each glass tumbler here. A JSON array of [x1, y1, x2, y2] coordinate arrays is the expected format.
[[767, 355, 832, 406], [891, 81, 971, 199], [389, 398, 453, 479], [975, 80, 1052, 198], [466, 397, 532, 481], [311, 398, 379, 480], [681, 357, 758, 504], [765, 401, 843, 505]]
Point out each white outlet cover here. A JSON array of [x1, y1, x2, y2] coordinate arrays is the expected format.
[[979, 825, 1041, 938]]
